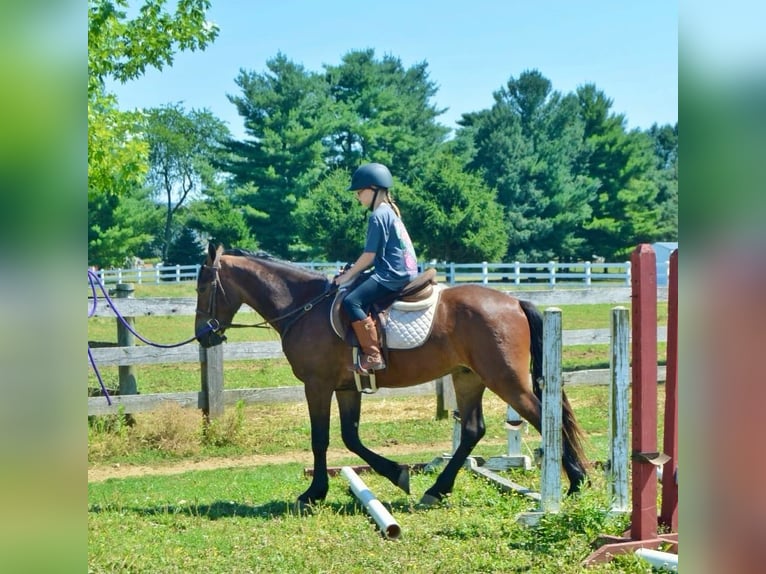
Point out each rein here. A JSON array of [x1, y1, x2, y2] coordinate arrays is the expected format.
[[197, 264, 337, 337], [88, 269, 217, 405]]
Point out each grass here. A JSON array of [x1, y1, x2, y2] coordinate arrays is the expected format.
[[88, 384, 668, 572], [89, 465, 647, 573]]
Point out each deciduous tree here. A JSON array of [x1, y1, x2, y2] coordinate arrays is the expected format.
[[143, 103, 229, 262]]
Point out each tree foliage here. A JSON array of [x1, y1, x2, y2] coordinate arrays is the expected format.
[[647, 123, 678, 241], [399, 151, 507, 261], [143, 103, 230, 262], [87, 0, 219, 266], [185, 165, 259, 255], [322, 49, 449, 175], [576, 84, 662, 259], [224, 54, 329, 256], [87, 0, 218, 198], [292, 170, 367, 262], [463, 70, 595, 261], [88, 186, 162, 268], [221, 50, 449, 257]]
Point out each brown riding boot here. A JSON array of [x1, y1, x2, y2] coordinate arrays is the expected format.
[[350, 316, 386, 373]]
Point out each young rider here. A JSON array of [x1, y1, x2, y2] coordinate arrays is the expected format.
[[333, 162, 418, 374]]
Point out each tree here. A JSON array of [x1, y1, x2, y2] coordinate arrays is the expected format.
[[576, 85, 662, 259], [88, 0, 219, 199], [88, 0, 219, 265], [223, 49, 449, 257], [462, 70, 595, 261], [143, 103, 230, 262], [398, 150, 507, 262], [323, 49, 449, 177], [185, 163, 259, 253], [292, 170, 367, 262], [647, 122, 678, 241], [88, 185, 162, 268], [224, 54, 330, 256]]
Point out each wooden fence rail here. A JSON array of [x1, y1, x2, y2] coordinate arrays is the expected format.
[[87, 287, 669, 418]]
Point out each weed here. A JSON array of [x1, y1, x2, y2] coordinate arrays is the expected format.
[[135, 402, 201, 457], [202, 400, 246, 447]]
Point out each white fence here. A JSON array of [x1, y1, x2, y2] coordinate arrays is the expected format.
[[89, 259, 671, 287]]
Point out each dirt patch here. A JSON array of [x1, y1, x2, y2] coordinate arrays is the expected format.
[[88, 441, 459, 483]]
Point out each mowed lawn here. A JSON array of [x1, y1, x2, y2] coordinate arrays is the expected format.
[[88, 384, 669, 573]]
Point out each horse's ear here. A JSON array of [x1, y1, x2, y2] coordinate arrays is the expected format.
[[207, 243, 219, 262]]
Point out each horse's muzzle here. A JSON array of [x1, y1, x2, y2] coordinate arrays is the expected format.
[[196, 320, 227, 348]]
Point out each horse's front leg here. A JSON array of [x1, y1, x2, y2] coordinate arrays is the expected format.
[[297, 386, 334, 506], [335, 389, 410, 494]]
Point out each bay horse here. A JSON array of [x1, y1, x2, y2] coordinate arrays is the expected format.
[[194, 244, 588, 507]]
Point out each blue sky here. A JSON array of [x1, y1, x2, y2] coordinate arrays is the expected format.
[[110, 1, 678, 140]]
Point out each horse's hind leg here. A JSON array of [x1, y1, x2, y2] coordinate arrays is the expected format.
[[421, 369, 486, 506], [335, 389, 410, 494]]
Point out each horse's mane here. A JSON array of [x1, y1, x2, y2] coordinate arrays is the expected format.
[[223, 248, 328, 281]]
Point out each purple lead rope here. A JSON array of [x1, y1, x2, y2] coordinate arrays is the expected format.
[[87, 270, 213, 405]]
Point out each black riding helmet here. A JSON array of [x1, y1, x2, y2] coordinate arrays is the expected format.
[[347, 162, 394, 191]]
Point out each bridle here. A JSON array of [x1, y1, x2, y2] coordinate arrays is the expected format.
[[195, 263, 337, 342]]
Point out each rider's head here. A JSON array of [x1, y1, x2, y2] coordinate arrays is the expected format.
[[347, 162, 393, 192]]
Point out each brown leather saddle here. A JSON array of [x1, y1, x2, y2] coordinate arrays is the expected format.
[[331, 268, 438, 347]]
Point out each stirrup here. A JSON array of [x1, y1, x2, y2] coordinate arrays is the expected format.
[[356, 353, 385, 373], [352, 349, 377, 393]]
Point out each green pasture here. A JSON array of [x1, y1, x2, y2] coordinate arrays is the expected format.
[[89, 463, 648, 573], [88, 384, 668, 573]]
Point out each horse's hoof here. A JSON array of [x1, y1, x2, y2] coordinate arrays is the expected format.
[[418, 493, 442, 507], [397, 467, 410, 495], [293, 499, 315, 515]]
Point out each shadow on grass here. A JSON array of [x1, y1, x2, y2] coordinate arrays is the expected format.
[[88, 494, 430, 522]]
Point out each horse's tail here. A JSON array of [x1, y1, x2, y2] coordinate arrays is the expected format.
[[519, 299, 589, 484]]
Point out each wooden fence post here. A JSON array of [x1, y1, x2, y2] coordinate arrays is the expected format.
[[630, 244, 659, 541], [660, 249, 678, 530], [540, 307, 563, 513], [115, 283, 137, 397], [200, 344, 224, 420], [609, 306, 630, 512]]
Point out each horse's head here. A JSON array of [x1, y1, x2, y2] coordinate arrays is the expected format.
[[195, 243, 238, 348]]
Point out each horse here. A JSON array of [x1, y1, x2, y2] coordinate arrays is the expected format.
[[194, 244, 588, 507]]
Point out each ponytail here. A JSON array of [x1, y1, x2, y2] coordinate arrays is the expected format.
[[387, 194, 402, 218]]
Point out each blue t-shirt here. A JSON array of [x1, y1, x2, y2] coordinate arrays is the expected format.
[[364, 203, 418, 289]]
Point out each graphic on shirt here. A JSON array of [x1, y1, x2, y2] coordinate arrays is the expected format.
[[394, 218, 418, 275]]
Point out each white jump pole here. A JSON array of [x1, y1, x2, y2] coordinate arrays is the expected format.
[[340, 466, 402, 540], [635, 548, 678, 571]]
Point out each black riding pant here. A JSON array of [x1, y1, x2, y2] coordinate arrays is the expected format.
[[343, 276, 397, 322]]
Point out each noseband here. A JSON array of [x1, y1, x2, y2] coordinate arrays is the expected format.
[[195, 264, 229, 343]]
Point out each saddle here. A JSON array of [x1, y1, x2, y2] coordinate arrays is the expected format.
[[330, 268, 439, 348]]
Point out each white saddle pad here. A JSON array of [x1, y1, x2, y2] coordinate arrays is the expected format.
[[385, 284, 445, 349]]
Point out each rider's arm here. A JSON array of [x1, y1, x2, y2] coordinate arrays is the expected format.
[[334, 252, 375, 285]]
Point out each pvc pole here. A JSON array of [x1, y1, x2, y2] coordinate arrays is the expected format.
[[340, 466, 401, 540], [635, 548, 678, 571]]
